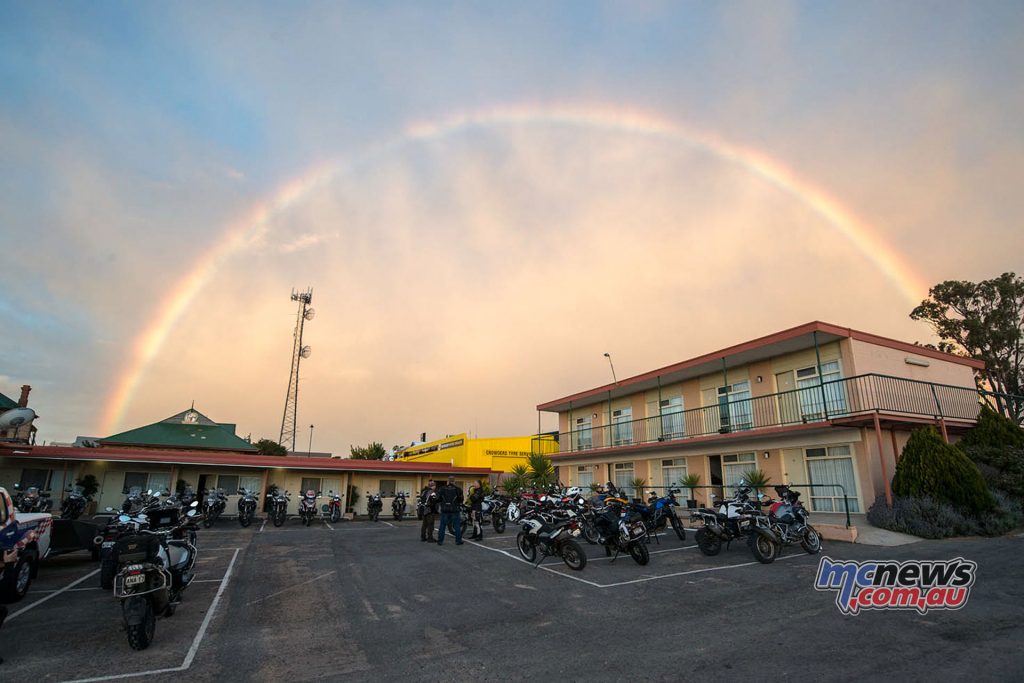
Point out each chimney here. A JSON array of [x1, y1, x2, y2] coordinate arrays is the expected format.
[[18, 384, 31, 407]]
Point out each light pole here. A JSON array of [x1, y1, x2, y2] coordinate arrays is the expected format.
[[308, 424, 314, 456], [604, 352, 618, 384]]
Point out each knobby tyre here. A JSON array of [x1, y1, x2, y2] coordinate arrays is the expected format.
[[628, 541, 650, 566], [124, 596, 156, 650], [560, 540, 587, 571], [516, 532, 537, 562], [801, 526, 822, 554], [748, 530, 778, 564], [695, 527, 722, 556], [99, 551, 116, 590]]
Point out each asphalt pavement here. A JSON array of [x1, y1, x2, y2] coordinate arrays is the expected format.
[[2, 517, 1022, 681]]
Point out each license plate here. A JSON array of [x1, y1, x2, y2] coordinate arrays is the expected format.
[[124, 574, 146, 587], [102, 541, 114, 548]]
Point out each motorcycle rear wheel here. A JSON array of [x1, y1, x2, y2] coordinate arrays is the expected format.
[[125, 597, 156, 651], [695, 527, 722, 556], [748, 531, 778, 564], [801, 526, 822, 554], [516, 532, 537, 562], [493, 516, 506, 534], [628, 541, 650, 566], [202, 516, 212, 529], [582, 522, 599, 545], [99, 552, 116, 590], [560, 540, 587, 571]]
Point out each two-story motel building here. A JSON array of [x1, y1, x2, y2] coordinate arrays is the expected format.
[[537, 321, 993, 524]]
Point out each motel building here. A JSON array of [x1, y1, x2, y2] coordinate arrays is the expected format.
[[0, 407, 499, 518], [536, 321, 999, 537]]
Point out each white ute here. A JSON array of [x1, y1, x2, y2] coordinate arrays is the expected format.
[[0, 486, 52, 602]]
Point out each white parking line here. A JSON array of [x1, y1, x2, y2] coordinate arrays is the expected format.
[[323, 521, 335, 530], [7, 568, 100, 622], [61, 547, 241, 683], [595, 552, 809, 588], [245, 570, 337, 606], [539, 544, 697, 566], [465, 539, 603, 588], [258, 519, 267, 533]]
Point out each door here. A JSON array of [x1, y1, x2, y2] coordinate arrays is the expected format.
[[197, 475, 208, 507], [776, 371, 800, 425], [782, 448, 804, 485], [708, 455, 724, 501]]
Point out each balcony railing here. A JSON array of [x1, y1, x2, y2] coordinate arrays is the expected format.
[[542, 373, 1021, 455]]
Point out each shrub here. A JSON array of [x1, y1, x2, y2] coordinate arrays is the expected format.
[[963, 445, 1024, 502], [867, 492, 1023, 539], [957, 404, 1024, 450], [892, 427, 994, 515]]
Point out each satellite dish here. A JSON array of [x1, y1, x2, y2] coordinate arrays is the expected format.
[[300, 346, 312, 359], [304, 308, 316, 321], [0, 408, 37, 429]]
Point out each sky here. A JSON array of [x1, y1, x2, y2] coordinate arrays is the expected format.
[[1, 1, 1022, 452]]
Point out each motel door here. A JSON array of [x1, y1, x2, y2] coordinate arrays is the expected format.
[[708, 455, 724, 501]]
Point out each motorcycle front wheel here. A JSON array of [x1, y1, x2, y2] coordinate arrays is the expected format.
[[202, 515, 212, 529], [628, 541, 650, 566], [239, 512, 251, 528], [695, 527, 722, 556], [560, 540, 587, 571], [331, 509, 340, 523], [273, 511, 285, 527], [124, 596, 156, 651], [669, 514, 686, 541], [801, 526, 822, 554], [493, 515, 506, 534], [516, 532, 537, 562], [582, 521, 599, 545]]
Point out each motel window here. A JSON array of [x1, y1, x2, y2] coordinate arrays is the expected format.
[[148, 473, 171, 495], [612, 462, 634, 491], [239, 476, 262, 493], [805, 445, 860, 513], [796, 361, 848, 419], [660, 397, 685, 439], [378, 479, 397, 497], [661, 458, 688, 489], [217, 475, 240, 493], [612, 407, 633, 446], [19, 468, 51, 490], [722, 452, 756, 489], [576, 466, 594, 489], [123, 472, 149, 494], [717, 381, 752, 433], [322, 478, 342, 497], [300, 477, 322, 494], [574, 416, 593, 451]]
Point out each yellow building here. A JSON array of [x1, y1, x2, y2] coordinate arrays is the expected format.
[[397, 433, 550, 472]]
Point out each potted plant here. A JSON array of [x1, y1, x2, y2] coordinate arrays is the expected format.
[[680, 473, 701, 509], [76, 474, 100, 515], [629, 477, 647, 502], [740, 468, 771, 495], [346, 488, 360, 519]]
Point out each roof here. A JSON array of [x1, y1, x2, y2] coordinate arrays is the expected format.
[[101, 407, 257, 452], [537, 321, 986, 412], [0, 392, 18, 411], [0, 444, 500, 475]]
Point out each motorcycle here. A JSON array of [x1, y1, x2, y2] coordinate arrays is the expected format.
[[690, 482, 779, 564], [237, 488, 259, 527], [202, 488, 227, 528], [60, 485, 91, 520], [766, 485, 822, 556], [638, 488, 686, 541], [593, 502, 651, 565], [516, 513, 587, 571], [269, 488, 290, 527], [392, 492, 408, 521], [13, 484, 52, 513], [98, 491, 184, 589], [169, 486, 196, 508], [367, 493, 383, 522], [485, 494, 508, 533], [321, 490, 343, 523], [298, 489, 320, 526], [112, 502, 200, 650]]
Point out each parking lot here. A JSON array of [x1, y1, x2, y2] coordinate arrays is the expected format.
[[4, 518, 1023, 681]]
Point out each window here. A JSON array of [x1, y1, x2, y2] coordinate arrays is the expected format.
[[660, 397, 684, 439], [123, 472, 149, 494], [797, 361, 848, 420], [19, 468, 51, 490], [661, 458, 688, 488], [321, 478, 342, 497], [722, 452, 756, 488], [612, 407, 633, 446], [805, 445, 860, 512], [717, 381, 752, 432], [217, 475, 240, 493], [613, 462, 634, 490], [574, 416, 593, 451], [148, 473, 171, 495], [378, 479, 396, 497], [239, 476, 262, 493], [300, 477, 322, 494], [576, 466, 594, 489]]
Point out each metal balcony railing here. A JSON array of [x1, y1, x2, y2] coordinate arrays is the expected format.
[[539, 373, 1021, 455]]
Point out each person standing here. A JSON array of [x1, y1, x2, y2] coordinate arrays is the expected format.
[[468, 479, 485, 541], [436, 475, 464, 546], [419, 480, 438, 542]]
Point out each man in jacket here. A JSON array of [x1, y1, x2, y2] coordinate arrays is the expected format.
[[419, 480, 438, 542], [468, 479, 485, 541], [436, 475, 464, 546]]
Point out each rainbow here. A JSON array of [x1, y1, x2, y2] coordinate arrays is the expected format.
[[97, 103, 931, 435]]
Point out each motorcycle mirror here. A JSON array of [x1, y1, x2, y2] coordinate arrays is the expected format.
[[190, 501, 199, 508], [187, 509, 197, 517], [105, 506, 114, 512], [118, 514, 131, 523]]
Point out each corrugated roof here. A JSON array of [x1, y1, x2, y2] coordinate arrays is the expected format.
[[0, 393, 17, 411], [102, 422, 257, 452]]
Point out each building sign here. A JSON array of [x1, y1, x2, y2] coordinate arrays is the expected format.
[[405, 438, 464, 457], [484, 449, 532, 457]]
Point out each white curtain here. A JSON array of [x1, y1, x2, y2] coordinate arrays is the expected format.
[[807, 456, 859, 512]]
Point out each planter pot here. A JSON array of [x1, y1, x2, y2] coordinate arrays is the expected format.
[[686, 499, 697, 509]]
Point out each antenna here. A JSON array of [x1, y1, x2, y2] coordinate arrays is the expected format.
[[279, 287, 314, 452]]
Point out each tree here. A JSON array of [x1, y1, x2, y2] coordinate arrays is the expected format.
[[892, 427, 993, 515], [350, 442, 387, 460], [910, 273, 1024, 423], [254, 438, 288, 456], [527, 453, 555, 490]]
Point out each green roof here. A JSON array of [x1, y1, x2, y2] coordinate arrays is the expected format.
[[102, 408, 256, 452], [0, 393, 17, 411]]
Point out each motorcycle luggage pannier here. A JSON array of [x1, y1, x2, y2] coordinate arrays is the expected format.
[[115, 534, 162, 564], [148, 507, 181, 528]]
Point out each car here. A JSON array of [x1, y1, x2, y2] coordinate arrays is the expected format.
[[0, 486, 52, 602]]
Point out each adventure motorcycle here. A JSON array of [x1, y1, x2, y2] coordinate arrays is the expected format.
[[485, 494, 508, 533], [298, 489, 320, 526], [690, 482, 778, 564], [98, 491, 183, 589], [392, 492, 407, 521], [367, 494, 383, 522], [202, 488, 227, 528], [766, 485, 822, 555], [322, 490, 343, 523], [12, 484, 52, 513], [639, 488, 686, 541], [593, 503, 651, 565], [112, 502, 199, 650], [516, 513, 587, 571], [60, 485, 91, 520], [269, 488, 290, 527], [237, 487, 259, 527]]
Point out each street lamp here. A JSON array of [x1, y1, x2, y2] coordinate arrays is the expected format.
[[308, 424, 314, 456], [604, 352, 618, 384]]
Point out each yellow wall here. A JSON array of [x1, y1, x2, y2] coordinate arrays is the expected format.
[[398, 433, 541, 472]]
